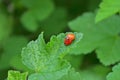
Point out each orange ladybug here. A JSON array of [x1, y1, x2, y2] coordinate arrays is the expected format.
[[64, 33, 75, 46]]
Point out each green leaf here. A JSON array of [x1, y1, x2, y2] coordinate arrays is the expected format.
[[69, 12, 120, 65], [28, 61, 70, 80], [107, 63, 120, 80], [59, 68, 82, 80], [0, 36, 28, 70], [7, 70, 28, 80], [21, 32, 83, 71], [80, 70, 104, 80], [21, 32, 83, 80], [89, 65, 110, 76], [21, 0, 54, 32], [21, 32, 47, 72], [96, 37, 120, 65], [78, 65, 110, 80], [69, 13, 102, 54], [0, 12, 13, 42], [46, 32, 83, 58], [96, 0, 120, 23]]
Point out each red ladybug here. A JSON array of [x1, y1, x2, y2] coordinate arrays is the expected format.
[[64, 33, 75, 46], [66, 34, 75, 41], [64, 38, 72, 46]]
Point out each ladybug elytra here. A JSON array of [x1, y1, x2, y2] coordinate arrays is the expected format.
[[64, 33, 75, 46]]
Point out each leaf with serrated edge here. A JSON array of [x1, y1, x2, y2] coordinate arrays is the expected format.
[[21, 32, 47, 72], [28, 61, 70, 80], [7, 70, 28, 80], [21, 32, 83, 80], [107, 63, 120, 80], [96, 0, 120, 23], [59, 68, 82, 80], [69, 12, 120, 65]]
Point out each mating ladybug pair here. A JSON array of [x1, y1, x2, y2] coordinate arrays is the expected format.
[[64, 33, 75, 46]]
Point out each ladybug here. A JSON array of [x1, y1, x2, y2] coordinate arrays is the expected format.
[[64, 38, 72, 46], [64, 33, 75, 46]]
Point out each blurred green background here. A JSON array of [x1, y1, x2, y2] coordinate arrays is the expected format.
[[1, 0, 114, 79]]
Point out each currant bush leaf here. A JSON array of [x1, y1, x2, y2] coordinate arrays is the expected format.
[[21, 32, 47, 72], [28, 61, 70, 80], [21, 32, 83, 80], [69, 13, 103, 54], [46, 32, 83, 59], [90, 65, 110, 76], [59, 68, 82, 80], [96, 0, 120, 23], [107, 63, 120, 80], [80, 65, 110, 80], [80, 71, 105, 80], [69, 12, 120, 65], [21, 0, 54, 32], [7, 70, 28, 80], [96, 37, 120, 65]]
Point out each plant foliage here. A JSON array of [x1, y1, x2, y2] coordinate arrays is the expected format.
[[0, 0, 120, 80], [21, 32, 83, 80], [96, 0, 120, 22], [69, 12, 120, 66]]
